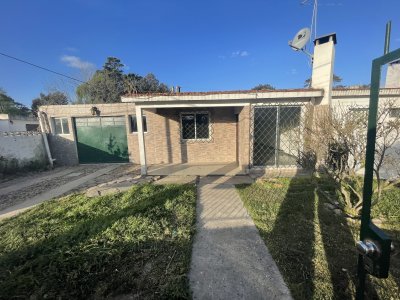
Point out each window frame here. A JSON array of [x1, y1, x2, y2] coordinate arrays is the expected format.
[[389, 107, 400, 119], [53, 117, 70, 135], [180, 111, 211, 141], [130, 115, 148, 133]]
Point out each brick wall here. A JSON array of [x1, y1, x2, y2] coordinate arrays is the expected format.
[[39, 104, 242, 166], [130, 107, 238, 164], [237, 106, 251, 169]]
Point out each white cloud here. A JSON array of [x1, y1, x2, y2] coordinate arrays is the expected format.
[[65, 47, 78, 52], [61, 55, 95, 70], [231, 50, 249, 58], [291, 68, 297, 75]]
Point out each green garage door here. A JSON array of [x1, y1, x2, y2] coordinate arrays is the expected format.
[[75, 116, 129, 163]]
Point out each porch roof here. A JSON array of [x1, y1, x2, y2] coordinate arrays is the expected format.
[[121, 88, 324, 107]]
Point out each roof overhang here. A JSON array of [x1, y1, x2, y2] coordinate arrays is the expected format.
[[332, 88, 400, 98], [122, 89, 323, 108]]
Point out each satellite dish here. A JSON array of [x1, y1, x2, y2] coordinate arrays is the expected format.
[[289, 28, 311, 51]]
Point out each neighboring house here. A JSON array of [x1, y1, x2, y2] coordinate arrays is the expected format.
[[38, 33, 400, 175], [0, 114, 39, 132]]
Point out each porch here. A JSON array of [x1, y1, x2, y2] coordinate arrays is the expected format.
[[147, 162, 246, 176]]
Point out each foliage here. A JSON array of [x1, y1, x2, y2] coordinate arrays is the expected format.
[[0, 183, 196, 299], [251, 83, 275, 90], [304, 74, 342, 88], [296, 149, 317, 173], [31, 91, 68, 116], [0, 89, 30, 116], [0, 156, 48, 177], [301, 101, 400, 215], [76, 57, 169, 104], [237, 178, 400, 299]]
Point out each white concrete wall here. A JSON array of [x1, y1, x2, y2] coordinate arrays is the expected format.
[[311, 37, 335, 105], [0, 132, 47, 169], [0, 119, 39, 132], [332, 92, 400, 179]]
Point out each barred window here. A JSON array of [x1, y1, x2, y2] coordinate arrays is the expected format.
[[389, 108, 400, 118], [130, 115, 147, 132], [181, 112, 210, 140], [53, 118, 69, 134]]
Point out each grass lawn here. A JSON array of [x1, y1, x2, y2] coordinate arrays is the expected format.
[[0, 183, 196, 299], [237, 177, 400, 300]]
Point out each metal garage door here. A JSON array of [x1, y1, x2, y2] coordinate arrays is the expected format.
[[75, 116, 129, 163]]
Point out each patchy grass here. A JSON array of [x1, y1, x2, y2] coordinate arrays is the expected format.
[[0, 183, 196, 299], [237, 177, 400, 300]]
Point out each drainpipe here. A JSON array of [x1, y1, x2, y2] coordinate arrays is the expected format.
[[38, 111, 54, 168]]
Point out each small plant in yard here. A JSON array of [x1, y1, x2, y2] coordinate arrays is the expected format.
[[301, 100, 400, 216], [0, 183, 196, 299], [237, 177, 400, 300]]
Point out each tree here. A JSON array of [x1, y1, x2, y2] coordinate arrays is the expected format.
[[31, 92, 68, 116], [0, 88, 30, 116], [299, 101, 400, 216], [76, 57, 170, 104], [252, 84, 275, 90], [304, 74, 343, 88]]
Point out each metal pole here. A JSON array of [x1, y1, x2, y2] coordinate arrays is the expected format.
[[384, 21, 391, 55], [356, 21, 392, 300]]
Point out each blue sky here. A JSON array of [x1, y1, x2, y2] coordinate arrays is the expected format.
[[1, 0, 400, 107]]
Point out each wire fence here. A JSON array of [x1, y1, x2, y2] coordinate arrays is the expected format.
[[250, 103, 307, 168]]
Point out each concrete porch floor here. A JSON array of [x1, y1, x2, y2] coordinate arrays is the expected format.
[[147, 162, 246, 176]]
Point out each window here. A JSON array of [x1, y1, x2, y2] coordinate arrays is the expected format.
[[349, 107, 368, 119], [389, 108, 400, 118], [130, 115, 147, 132], [181, 112, 210, 140], [54, 118, 69, 134]]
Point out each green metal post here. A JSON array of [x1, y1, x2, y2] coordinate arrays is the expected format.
[[356, 21, 396, 300], [384, 21, 391, 55]]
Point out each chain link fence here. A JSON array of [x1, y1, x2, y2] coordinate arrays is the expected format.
[[250, 103, 307, 168]]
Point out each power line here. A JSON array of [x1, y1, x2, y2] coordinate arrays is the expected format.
[[0, 52, 86, 84]]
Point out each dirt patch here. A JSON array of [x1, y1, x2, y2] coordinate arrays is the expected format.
[[0, 165, 105, 211]]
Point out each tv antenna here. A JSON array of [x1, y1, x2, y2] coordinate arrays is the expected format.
[[288, 0, 318, 63]]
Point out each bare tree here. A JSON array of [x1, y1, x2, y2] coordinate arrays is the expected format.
[[300, 100, 400, 216]]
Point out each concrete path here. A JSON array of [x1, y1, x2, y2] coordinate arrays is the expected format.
[[0, 165, 119, 220], [190, 176, 292, 300]]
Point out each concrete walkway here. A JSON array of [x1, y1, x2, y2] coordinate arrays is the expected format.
[[0, 165, 119, 220], [190, 176, 292, 300]]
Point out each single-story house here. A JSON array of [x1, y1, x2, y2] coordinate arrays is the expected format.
[[38, 33, 400, 175]]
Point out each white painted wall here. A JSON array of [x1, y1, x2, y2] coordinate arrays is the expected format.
[[0, 114, 39, 132], [311, 36, 336, 105], [0, 132, 47, 169], [332, 92, 400, 179]]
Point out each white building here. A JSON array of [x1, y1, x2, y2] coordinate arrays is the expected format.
[[0, 114, 39, 132]]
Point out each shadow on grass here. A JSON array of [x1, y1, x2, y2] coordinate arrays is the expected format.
[[0, 184, 196, 299], [266, 177, 316, 299], [238, 175, 384, 299]]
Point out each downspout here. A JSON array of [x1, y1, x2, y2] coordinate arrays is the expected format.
[[38, 111, 54, 168]]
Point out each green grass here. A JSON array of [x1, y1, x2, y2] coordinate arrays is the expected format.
[[0, 183, 196, 299], [237, 177, 400, 300]]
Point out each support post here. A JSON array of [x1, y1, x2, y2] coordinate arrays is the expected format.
[[38, 111, 54, 168], [135, 106, 147, 175]]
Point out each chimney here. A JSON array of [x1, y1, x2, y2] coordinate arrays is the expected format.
[[311, 33, 337, 105], [385, 60, 400, 88]]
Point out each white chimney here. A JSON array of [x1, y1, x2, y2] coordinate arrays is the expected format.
[[385, 60, 400, 88], [311, 33, 337, 105]]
